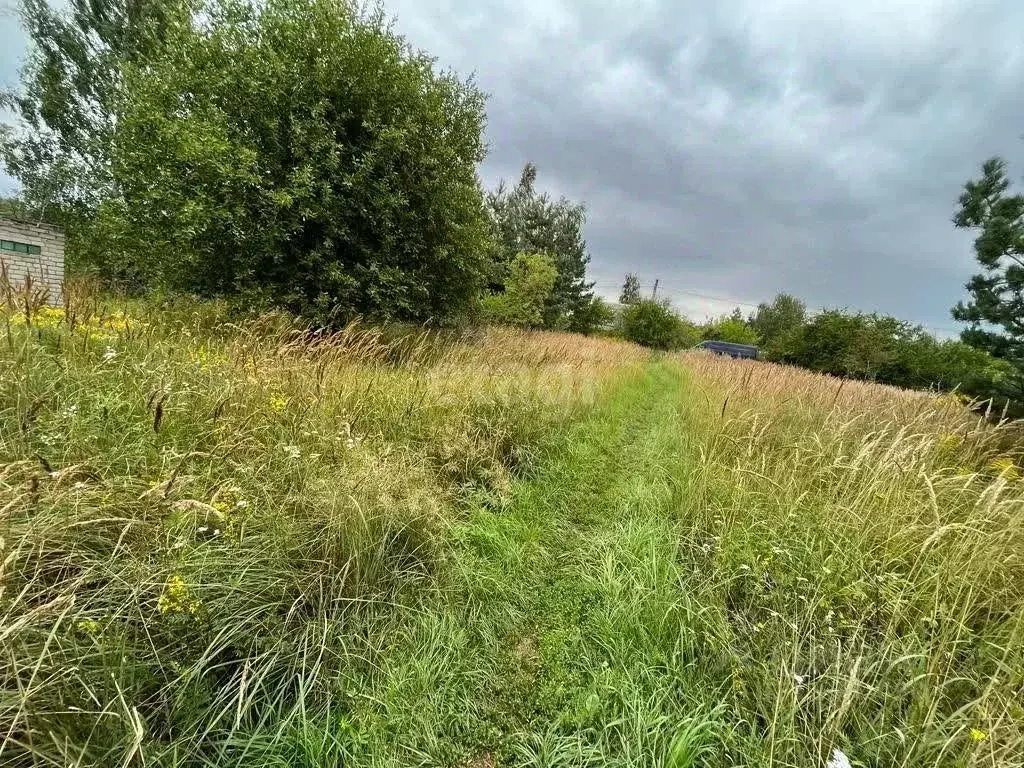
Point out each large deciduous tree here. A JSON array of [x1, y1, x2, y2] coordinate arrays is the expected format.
[[4, 0, 493, 322], [1, 0, 196, 275], [487, 163, 595, 329]]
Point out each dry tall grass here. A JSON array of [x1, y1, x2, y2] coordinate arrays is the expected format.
[[0, 289, 645, 766], [678, 352, 1024, 766]]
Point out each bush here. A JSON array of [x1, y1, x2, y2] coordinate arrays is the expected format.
[[622, 299, 687, 350], [568, 296, 616, 335], [101, 0, 491, 322], [480, 253, 558, 328], [701, 315, 760, 346]]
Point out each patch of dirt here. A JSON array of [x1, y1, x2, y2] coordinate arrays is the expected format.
[[513, 635, 538, 666], [466, 752, 495, 768]]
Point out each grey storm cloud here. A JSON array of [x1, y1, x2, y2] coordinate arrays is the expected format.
[[387, 0, 1024, 329], [2, 0, 1023, 329]]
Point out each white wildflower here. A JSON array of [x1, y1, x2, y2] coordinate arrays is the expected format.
[[826, 748, 852, 768], [283, 445, 301, 459], [793, 674, 806, 685], [102, 347, 117, 361], [739, 563, 751, 572]]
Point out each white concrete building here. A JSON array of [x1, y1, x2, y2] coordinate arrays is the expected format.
[[0, 218, 66, 302]]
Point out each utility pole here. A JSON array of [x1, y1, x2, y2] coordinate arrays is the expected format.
[[651, 279, 659, 301]]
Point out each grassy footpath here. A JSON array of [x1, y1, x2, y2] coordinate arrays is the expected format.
[[0, 300, 647, 767], [276, 361, 710, 768], [4, 300, 1023, 767], [319, 356, 1024, 768]]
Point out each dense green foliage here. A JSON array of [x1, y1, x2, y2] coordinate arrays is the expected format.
[[0, 0, 197, 275], [4, 0, 493, 322], [567, 295, 616, 334], [953, 158, 1024, 364], [115, 0, 491, 320], [0, 0, 193, 216], [621, 299, 693, 350], [950, 157, 1024, 411], [487, 164, 595, 329], [750, 293, 806, 358], [480, 252, 558, 328], [701, 311, 760, 346], [776, 310, 1013, 404]]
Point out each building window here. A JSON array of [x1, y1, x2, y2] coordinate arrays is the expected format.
[[0, 240, 42, 255]]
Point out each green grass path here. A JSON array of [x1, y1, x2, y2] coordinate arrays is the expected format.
[[322, 361, 723, 767]]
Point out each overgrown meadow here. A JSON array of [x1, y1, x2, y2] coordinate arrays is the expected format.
[[0, 288, 643, 765], [1, 289, 1022, 766]]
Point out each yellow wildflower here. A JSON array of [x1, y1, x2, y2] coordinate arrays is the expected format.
[[269, 394, 289, 413], [970, 728, 988, 742], [157, 574, 202, 616], [75, 618, 100, 636], [987, 457, 1020, 481], [211, 486, 246, 530], [194, 345, 210, 370]]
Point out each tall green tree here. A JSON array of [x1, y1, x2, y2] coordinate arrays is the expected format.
[[619, 273, 641, 305], [751, 293, 806, 359], [1, 0, 196, 276], [1, 0, 194, 211], [4, 0, 493, 320], [487, 163, 595, 329], [953, 158, 1024, 369]]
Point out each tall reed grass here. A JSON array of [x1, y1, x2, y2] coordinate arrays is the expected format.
[[677, 352, 1024, 766], [0, 285, 644, 766]]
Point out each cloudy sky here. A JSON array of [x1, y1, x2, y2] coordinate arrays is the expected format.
[[2, 1, 1024, 330], [384, 0, 1024, 331]]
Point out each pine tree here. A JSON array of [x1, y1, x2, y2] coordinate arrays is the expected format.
[[487, 163, 595, 328], [953, 158, 1024, 370]]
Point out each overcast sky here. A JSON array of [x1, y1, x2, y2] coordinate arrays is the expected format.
[[2, 1, 1024, 330], [384, 0, 1024, 331]]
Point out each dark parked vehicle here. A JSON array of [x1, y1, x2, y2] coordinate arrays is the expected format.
[[695, 340, 759, 360]]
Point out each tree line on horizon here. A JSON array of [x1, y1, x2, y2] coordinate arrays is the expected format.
[[615, 284, 1017, 409], [2, 0, 1024, 411]]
